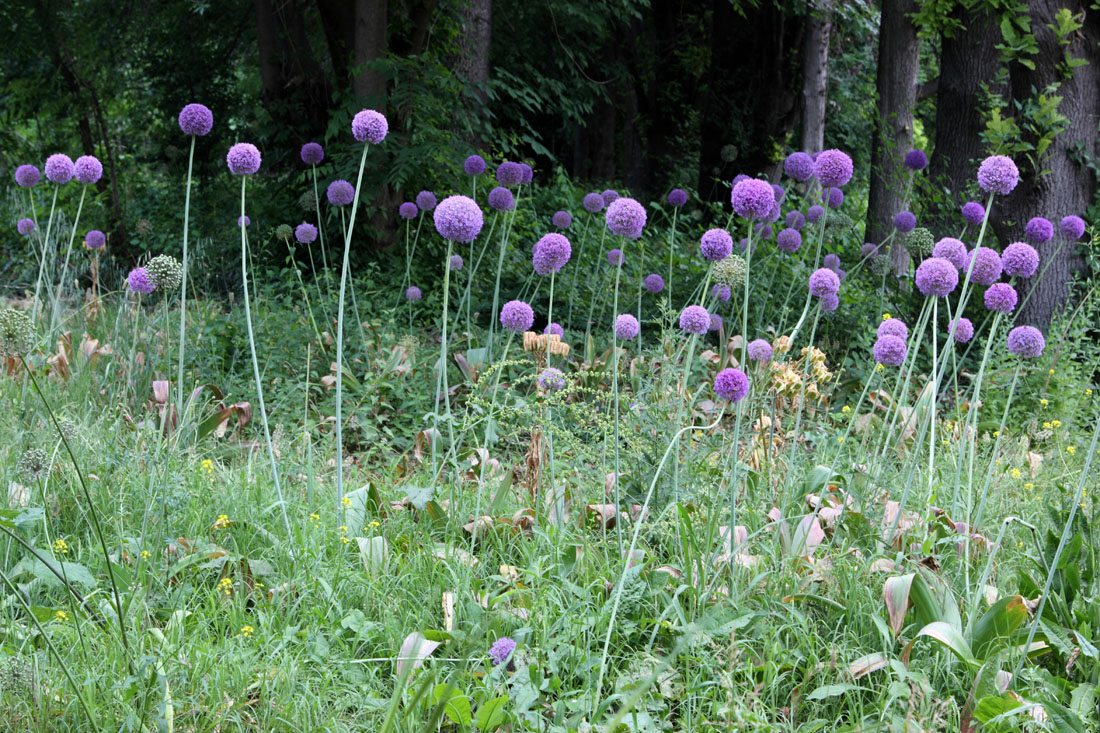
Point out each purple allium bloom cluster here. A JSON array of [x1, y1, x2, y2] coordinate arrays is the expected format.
[[806, 204, 824, 223], [434, 195, 484, 243], [601, 189, 620, 205], [178, 103, 213, 136], [583, 192, 604, 213], [860, 242, 879, 259], [977, 155, 1019, 195], [1060, 215, 1086, 240], [500, 300, 534, 333], [644, 273, 664, 294], [709, 313, 724, 331], [295, 222, 318, 243], [449, 254, 464, 271], [489, 637, 516, 666], [713, 368, 749, 402], [784, 152, 815, 182], [823, 253, 841, 271], [738, 238, 749, 251], [226, 143, 262, 175], [756, 224, 773, 239], [712, 283, 732, 302], [808, 268, 840, 298], [15, 164, 40, 188], [538, 367, 566, 392], [776, 228, 802, 253], [1006, 325, 1045, 358], [932, 237, 968, 270], [488, 187, 515, 212], [824, 187, 844, 208], [950, 318, 974, 343], [615, 313, 640, 340], [700, 228, 733, 261], [45, 154, 74, 184], [85, 229, 105, 249], [399, 202, 418, 220], [552, 210, 572, 229], [464, 154, 486, 175], [785, 210, 805, 230], [771, 184, 786, 203], [961, 201, 986, 227], [820, 293, 839, 313], [327, 180, 354, 206], [606, 197, 647, 239], [416, 190, 437, 211], [668, 188, 688, 207], [74, 156, 102, 185], [894, 211, 916, 233], [607, 248, 624, 266], [730, 178, 775, 219], [127, 267, 155, 295], [873, 335, 907, 367], [238, 215, 250, 228], [679, 305, 710, 335], [905, 149, 928, 171], [300, 142, 324, 165], [878, 319, 908, 340], [17, 219, 36, 236], [518, 163, 533, 184], [732, 174, 749, 187], [405, 286, 422, 302], [496, 162, 522, 186], [814, 149, 854, 187], [352, 109, 388, 143], [1002, 242, 1039, 278], [915, 257, 959, 297], [967, 247, 1003, 286], [747, 338, 773, 362], [984, 282, 1017, 313], [1025, 217, 1053, 244], [545, 322, 564, 337], [532, 232, 572, 275]]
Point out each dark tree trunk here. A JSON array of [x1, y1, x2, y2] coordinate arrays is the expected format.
[[317, 0, 355, 85], [353, 0, 388, 104], [800, 0, 832, 153], [865, 0, 920, 276], [254, 0, 331, 138], [455, 0, 491, 99]]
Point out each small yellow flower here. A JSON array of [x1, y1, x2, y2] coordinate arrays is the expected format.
[[1048, 368, 1055, 375], [140, 550, 152, 560], [239, 625, 254, 638], [341, 496, 352, 508], [341, 536, 351, 544], [942, 439, 949, 445], [213, 514, 230, 529], [882, 313, 891, 321], [1066, 446, 1076, 455], [876, 363, 884, 372], [309, 513, 320, 524], [1042, 422, 1052, 429], [993, 431, 1000, 438], [218, 577, 233, 596], [841, 405, 851, 414], [368, 521, 380, 528], [200, 459, 214, 481], [1052, 420, 1061, 428], [1086, 389, 1094, 397], [1010, 468, 1021, 479], [1040, 399, 1049, 407], [1024, 482, 1034, 491], [54, 610, 69, 622], [837, 437, 844, 443], [52, 538, 69, 555], [338, 525, 348, 534]]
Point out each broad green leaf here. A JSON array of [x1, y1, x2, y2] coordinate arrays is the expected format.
[[475, 695, 508, 730], [915, 621, 976, 667], [13, 555, 97, 588], [0, 507, 44, 529], [806, 682, 860, 700], [431, 684, 471, 727], [971, 595, 1027, 660]]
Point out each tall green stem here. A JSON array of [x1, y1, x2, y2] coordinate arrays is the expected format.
[[52, 184, 87, 332], [177, 135, 196, 415]]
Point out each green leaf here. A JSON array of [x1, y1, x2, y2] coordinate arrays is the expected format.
[[914, 621, 977, 667], [431, 684, 472, 727], [971, 595, 1028, 660], [13, 556, 97, 588], [806, 682, 860, 701], [475, 695, 508, 730], [0, 507, 44, 529], [971, 694, 1022, 723]]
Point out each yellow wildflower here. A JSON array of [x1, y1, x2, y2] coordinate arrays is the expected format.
[[368, 521, 380, 528], [140, 550, 152, 560], [837, 437, 844, 444], [1010, 468, 1021, 479], [52, 538, 69, 555], [876, 363, 884, 372], [341, 496, 352, 508], [841, 405, 851, 414], [218, 577, 233, 596], [1048, 368, 1055, 375], [1086, 389, 1093, 397], [54, 610, 69, 622], [1043, 422, 1052, 429], [1066, 446, 1076, 455], [239, 625, 254, 639], [1040, 399, 1049, 407], [1024, 482, 1034, 491], [213, 514, 230, 529], [882, 313, 891, 320], [1052, 420, 1061, 428]]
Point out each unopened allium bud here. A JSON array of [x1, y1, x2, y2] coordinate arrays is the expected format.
[[0, 308, 35, 358], [146, 254, 183, 292]]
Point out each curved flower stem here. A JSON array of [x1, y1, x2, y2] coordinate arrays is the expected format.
[[311, 164, 333, 302], [431, 239, 457, 480], [667, 208, 679, 307], [176, 135, 196, 417], [33, 186, 60, 320], [740, 219, 755, 363], [609, 258, 625, 552], [452, 211, 500, 341], [52, 184, 87, 333], [546, 270, 558, 523], [635, 239, 646, 352], [960, 311, 1004, 521], [566, 216, 592, 326], [971, 362, 1022, 531], [670, 269, 713, 503], [928, 297, 939, 491], [487, 207, 517, 362], [584, 227, 610, 344]]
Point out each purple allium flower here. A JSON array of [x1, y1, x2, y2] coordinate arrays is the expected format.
[[878, 319, 908, 340], [984, 282, 1017, 313], [351, 109, 388, 143], [552, 210, 572, 229], [601, 189, 620, 206], [582, 192, 604, 213], [1002, 242, 1039, 278], [1060, 215, 1086, 240], [17, 219, 36, 236], [226, 143, 261, 175], [950, 318, 974, 343], [814, 149, 854, 187], [808, 268, 840, 298], [644, 273, 664, 294], [405, 286, 422, 302], [784, 152, 815, 182], [713, 368, 749, 402], [730, 178, 775, 219], [806, 205, 824, 223], [771, 184, 786, 203], [915, 257, 959, 297], [45, 154, 74, 184], [961, 201, 986, 227], [538, 367, 566, 392], [711, 283, 732, 302], [977, 155, 1019, 195], [15, 164, 40, 188], [489, 637, 517, 666], [756, 224, 773, 239], [615, 313, 640, 340], [785, 210, 805, 230], [1006, 325, 1045, 358], [399, 202, 418, 220], [679, 305, 710, 335], [73, 156, 102, 185], [860, 242, 879, 259], [464, 154, 486, 175], [873, 335, 907, 367], [762, 201, 782, 223], [84, 229, 105, 249], [731, 174, 749, 187], [238, 215, 250, 228], [738, 238, 749, 251], [932, 237, 968, 270], [747, 338, 773, 362], [824, 187, 844, 208], [295, 223, 318, 244], [532, 232, 572, 275], [1024, 217, 1053, 244], [449, 254, 464, 271], [709, 313, 724, 331], [434, 195, 484, 243], [606, 198, 647, 239], [894, 211, 916, 233], [823, 253, 841, 272], [416, 190, 437, 211], [776, 228, 802, 253], [127, 267, 155, 295], [967, 246, 1003, 286], [178, 103, 213, 136], [668, 188, 688, 207], [488, 187, 515, 212], [819, 292, 839, 313], [700, 228, 733, 261], [518, 163, 533, 184], [496, 161, 522, 186], [904, 150, 928, 171], [607, 248, 624, 266], [544, 322, 564, 337], [500, 300, 534, 333], [300, 142, 324, 165]]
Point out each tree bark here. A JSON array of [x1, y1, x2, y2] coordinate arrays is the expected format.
[[800, 0, 832, 154], [455, 0, 491, 98], [353, 0, 388, 103]]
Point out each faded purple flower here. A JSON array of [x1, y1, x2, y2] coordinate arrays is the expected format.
[[532, 232, 572, 275], [606, 198, 647, 239], [434, 195, 484, 243], [806, 205, 824, 223], [785, 210, 805, 230], [17, 219, 36, 236], [15, 165, 40, 188], [238, 215, 250, 228], [711, 283, 731, 302], [518, 163, 533, 184], [300, 142, 324, 165], [644, 273, 664, 294], [552, 210, 572, 229], [489, 637, 516, 666], [406, 286, 422, 302], [607, 248, 624, 266], [1002, 242, 1039, 278], [819, 292, 839, 313], [545, 323, 564, 337], [967, 247, 1003, 286], [713, 368, 749, 402], [351, 109, 388, 144], [583, 192, 604, 213], [399, 202, 418, 220], [488, 187, 515, 212], [84, 229, 105, 249], [915, 257, 959, 297], [127, 267, 155, 295], [295, 223, 318, 244], [814, 149, 854, 187], [961, 201, 986, 227], [823, 253, 841, 272], [679, 305, 710, 335], [860, 242, 879, 259], [1006, 325, 1044, 358], [873, 335, 907, 367], [700, 228, 733, 261], [416, 191, 437, 211], [326, 180, 354, 206], [668, 188, 688, 207], [449, 254, 464, 271], [178, 103, 213, 136], [538, 367, 566, 392], [500, 300, 534, 333], [771, 184, 786, 203], [776, 228, 802, 253], [824, 187, 844, 208], [709, 313, 724, 331], [730, 178, 775, 219], [601, 189, 620, 206], [894, 211, 916, 233], [747, 338, 773, 362], [615, 313, 640, 340]]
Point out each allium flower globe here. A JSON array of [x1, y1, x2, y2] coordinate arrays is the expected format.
[[873, 336, 907, 367], [904, 227, 935, 258], [518, 163, 533, 184], [300, 142, 324, 165], [915, 257, 959, 297], [496, 162, 522, 186], [327, 180, 354, 206], [806, 205, 824, 223], [489, 637, 516, 666], [967, 247, 1003, 286], [434, 195, 484, 243], [756, 224, 773, 239], [1006, 325, 1044, 358], [904, 149, 928, 171], [351, 109, 388, 144], [747, 338, 773, 362], [808, 268, 840, 298], [605, 197, 647, 239], [730, 178, 775, 219], [416, 190, 437, 211], [488, 187, 515, 211], [449, 254, 464, 270], [17, 219, 36, 236], [813, 149, 854, 187], [783, 152, 814, 182], [710, 313, 724, 331], [544, 323, 564, 337], [776, 228, 802, 253], [785, 210, 805, 230], [127, 268, 155, 295], [45, 154, 75, 184], [405, 286, 422, 302], [700, 228, 733, 261], [582, 192, 604, 213], [860, 242, 880, 259], [1002, 242, 1039, 278], [607, 249, 624, 266], [711, 283, 731, 302], [893, 211, 916, 233], [464, 154, 486, 175], [643, 273, 664, 294], [0, 308, 35, 359], [73, 156, 102, 185], [552, 210, 572, 229], [771, 184, 786, 203], [824, 187, 844, 208], [1060, 215, 1086, 240], [238, 215, 250, 228], [1025, 217, 1053, 244], [275, 223, 293, 240], [614, 314, 640, 340], [178, 103, 213, 136], [679, 305, 710, 335], [877, 319, 908, 340], [713, 368, 749, 402], [823, 253, 841, 271], [85, 229, 106, 249], [961, 201, 986, 227], [147, 254, 183, 291], [226, 143, 262, 175], [500, 300, 534, 333], [932, 237, 968, 270], [295, 223, 318, 243], [667, 188, 688, 207], [532, 232, 572, 275], [984, 282, 1018, 313], [976, 155, 1019, 195], [15, 164, 41, 188], [398, 202, 418, 220], [712, 255, 746, 289], [538, 368, 566, 392], [601, 189, 620, 205], [820, 293, 840, 313], [950, 318, 974, 343]]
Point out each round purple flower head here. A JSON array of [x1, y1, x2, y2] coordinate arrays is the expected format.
[[1006, 325, 1045, 359], [583, 192, 604, 214], [776, 228, 802, 253], [984, 282, 1017, 313], [607, 248, 624, 266], [679, 305, 710, 335], [300, 142, 324, 165], [915, 257, 959, 297], [226, 143, 261, 175], [17, 219, 36, 236], [552, 210, 572, 229], [85, 229, 105, 249], [714, 368, 749, 402], [823, 253, 841, 272], [756, 224, 773, 239], [806, 205, 825, 224], [967, 247, 1003, 286], [784, 152, 815, 182], [73, 156, 102, 185], [932, 237, 968, 270], [709, 313, 724, 331], [1060, 215, 1086, 240], [544, 322, 564, 337], [488, 187, 515, 212], [785, 210, 805, 230], [238, 216, 250, 228], [496, 162, 522, 186], [538, 367, 566, 392], [606, 198, 647, 239], [449, 254, 464, 271], [518, 163, 533, 184], [15, 164, 41, 188], [434, 195, 484, 243], [730, 178, 775, 219], [295, 223, 318, 244], [464, 154, 486, 175], [615, 313, 640, 340], [732, 174, 749, 187], [824, 187, 844, 208], [700, 228, 733, 261], [399, 202, 418, 220], [873, 335, 907, 367], [416, 190, 437, 211], [711, 283, 731, 303], [950, 318, 974, 343], [808, 268, 840, 298], [500, 300, 534, 333], [351, 109, 388, 144], [178, 103, 213, 136], [644, 273, 664, 294], [814, 149, 854, 187], [532, 232, 572, 275], [405, 286, 422, 302], [738, 238, 749, 251], [977, 155, 1019, 195], [894, 211, 916, 233], [860, 242, 880, 260], [489, 637, 516, 667], [1024, 217, 1053, 244], [1002, 242, 1039, 278], [878, 319, 907, 340], [762, 201, 782, 223], [961, 201, 986, 227], [45, 154, 74, 184], [127, 267, 155, 295], [601, 190, 620, 206], [771, 184, 786, 204], [668, 188, 688, 207], [747, 338, 773, 362], [820, 293, 840, 313], [904, 150, 928, 171], [326, 180, 354, 206]]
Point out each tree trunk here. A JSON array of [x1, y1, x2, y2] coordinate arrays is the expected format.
[[455, 0, 492, 99], [353, 0, 388, 104], [317, 0, 355, 86], [865, 0, 920, 276], [800, 0, 832, 153]]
